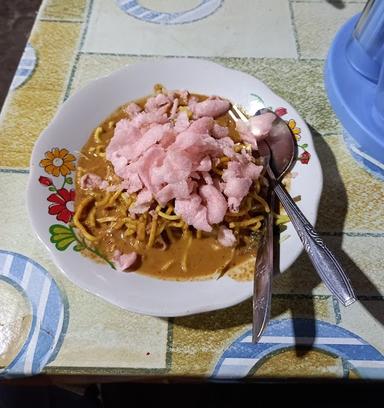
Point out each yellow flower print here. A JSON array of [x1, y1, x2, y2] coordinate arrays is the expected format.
[[287, 119, 301, 140], [39, 148, 76, 177]]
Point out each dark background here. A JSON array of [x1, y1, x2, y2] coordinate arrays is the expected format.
[[0, 0, 41, 109]]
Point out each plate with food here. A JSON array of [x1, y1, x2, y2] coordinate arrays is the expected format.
[[27, 59, 322, 316]]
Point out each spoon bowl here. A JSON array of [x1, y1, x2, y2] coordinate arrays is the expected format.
[[255, 108, 297, 180]]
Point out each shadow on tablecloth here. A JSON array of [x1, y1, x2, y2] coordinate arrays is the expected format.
[[172, 124, 383, 358]]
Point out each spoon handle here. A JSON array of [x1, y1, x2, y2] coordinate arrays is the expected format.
[[269, 171, 356, 307], [253, 192, 275, 343]]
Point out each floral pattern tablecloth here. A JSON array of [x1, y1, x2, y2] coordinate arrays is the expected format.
[[0, 0, 383, 380]]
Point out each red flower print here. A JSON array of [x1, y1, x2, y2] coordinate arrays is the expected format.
[[275, 107, 287, 117], [47, 188, 75, 223], [39, 176, 53, 186], [299, 151, 311, 164]]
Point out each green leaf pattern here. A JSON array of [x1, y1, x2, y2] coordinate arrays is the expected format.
[[48, 224, 114, 268], [49, 224, 76, 251]]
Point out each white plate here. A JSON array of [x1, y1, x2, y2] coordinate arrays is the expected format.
[[27, 59, 323, 317]]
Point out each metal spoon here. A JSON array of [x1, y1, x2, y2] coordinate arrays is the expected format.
[[230, 106, 292, 342], [252, 109, 298, 342], [252, 109, 356, 342], [252, 144, 274, 342]]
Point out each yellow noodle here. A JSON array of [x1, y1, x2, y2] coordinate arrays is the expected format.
[[157, 210, 180, 221], [182, 222, 189, 234], [96, 216, 117, 223], [168, 221, 184, 228], [160, 260, 174, 271], [118, 204, 127, 217], [123, 228, 136, 237], [93, 127, 103, 143], [96, 192, 112, 207], [196, 230, 202, 239], [73, 196, 97, 241], [120, 193, 133, 208], [229, 216, 264, 229], [156, 221, 167, 236], [251, 193, 270, 213], [181, 233, 193, 272], [106, 190, 122, 207], [113, 219, 126, 230], [147, 214, 158, 248], [108, 121, 115, 129], [122, 217, 138, 226], [249, 221, 262, 231], [216, 247, 236, 278], [166, 205, 174, 214], [86, 206, 96, 228], [123, 224, 137, 234], [137, 214, 147, 242]]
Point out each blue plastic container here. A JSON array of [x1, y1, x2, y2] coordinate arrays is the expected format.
[[325, 0, 384, 180]]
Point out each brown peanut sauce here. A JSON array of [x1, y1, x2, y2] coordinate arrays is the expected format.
[[75, 93, 262, 281]]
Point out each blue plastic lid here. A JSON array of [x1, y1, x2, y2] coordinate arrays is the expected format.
[[324, 5, 384, 180]]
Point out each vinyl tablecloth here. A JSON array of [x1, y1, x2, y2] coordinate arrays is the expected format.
[[0, 0, 383, 380]]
